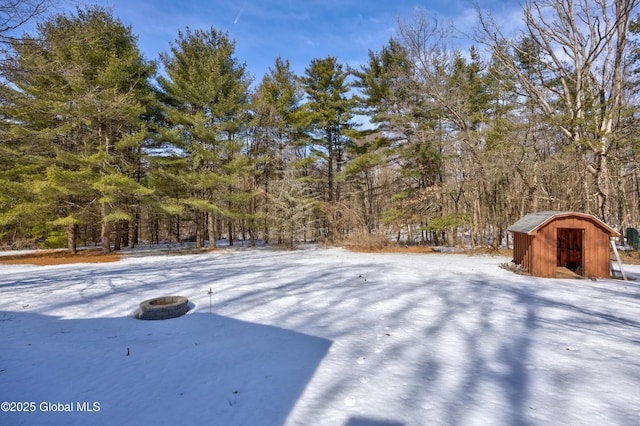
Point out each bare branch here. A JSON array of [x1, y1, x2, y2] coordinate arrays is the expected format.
[[0, 0, 53, 39]]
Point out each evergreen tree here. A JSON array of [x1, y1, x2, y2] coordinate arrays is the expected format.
[[157, 27, 253, 248], [299, 56, 356, 241], [349, 40, 413, 234], [250, 57, 304, 242], [355, 29, 448, 243], [0, 6, 154, 252]]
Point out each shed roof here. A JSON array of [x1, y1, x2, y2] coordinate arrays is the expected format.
[[507, 211, 620, 237]]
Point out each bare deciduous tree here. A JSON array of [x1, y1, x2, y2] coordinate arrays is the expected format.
[[1, 0, 53, 44], [477, 0, 639, 222], [1, 0, 56, 76]]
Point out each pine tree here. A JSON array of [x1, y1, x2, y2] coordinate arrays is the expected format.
[[350, 40, 414, 235], [157, 27, 253, 248], [0, 6, 154, 252], [250, 57, 304, 242], [299, 56, 356, 241]]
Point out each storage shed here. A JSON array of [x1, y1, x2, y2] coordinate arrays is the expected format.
[[508, 211, 620, 278]]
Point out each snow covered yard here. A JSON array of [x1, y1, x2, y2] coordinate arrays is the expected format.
[[1, 246, 639, 426]]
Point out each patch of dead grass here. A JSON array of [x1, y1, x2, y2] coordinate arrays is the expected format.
[[345, 245, 436, 254], [0, 249, 120, 266], [616, 250, 640, 265]]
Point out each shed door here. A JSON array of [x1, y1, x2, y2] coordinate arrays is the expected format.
[[557, 228, 584, 272]]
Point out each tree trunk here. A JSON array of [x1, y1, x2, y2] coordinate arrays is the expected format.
[[132, 210, 139, 247], [327, 130, 335, 242], [150, 215, 159, 245], [228, 219, 234, 246], [101, 202, 111, 253], [67, 223, 78, 254], [175, 215, 180, 243], [114, 221, 123, 251], [122, 221, 129, 247], [196, 210, 204, 249], [208, 213, 216, 248], [596, 150, 611, 222]]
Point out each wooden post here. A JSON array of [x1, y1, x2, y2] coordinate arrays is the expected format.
[[610, 238, 626, 280]]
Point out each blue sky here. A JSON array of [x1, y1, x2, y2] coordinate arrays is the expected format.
[[95, 0, 522, 83]]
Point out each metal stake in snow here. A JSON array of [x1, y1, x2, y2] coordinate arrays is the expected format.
[[208, 287, 213, 314]]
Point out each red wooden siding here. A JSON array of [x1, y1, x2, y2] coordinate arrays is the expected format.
[[512, 232, 534, 272]]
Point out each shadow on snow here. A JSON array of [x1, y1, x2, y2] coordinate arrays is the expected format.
[[0, 310, 331, 426]]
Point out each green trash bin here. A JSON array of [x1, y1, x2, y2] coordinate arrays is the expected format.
[[626, 227, 639, 251]]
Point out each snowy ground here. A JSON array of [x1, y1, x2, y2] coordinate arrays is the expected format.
[[1, 245, 639, 426]]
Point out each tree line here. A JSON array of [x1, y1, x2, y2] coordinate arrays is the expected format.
[[1, 0, 640, 252]]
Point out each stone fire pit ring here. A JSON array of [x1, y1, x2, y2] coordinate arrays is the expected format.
[[138, 296, 189, 320]]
